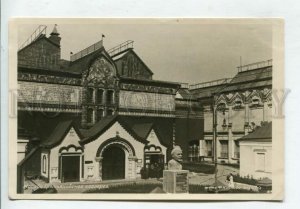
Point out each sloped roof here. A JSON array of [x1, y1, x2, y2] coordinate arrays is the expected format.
[[80, 115, 152, 145], [63, 47, 109, 74], [238, 122, 272, 142], [131, 123, 154, 139], [40, 120, 82, 148], [220, 67, 272, 93], [80, 115, 118, 142], [190, 84, 227, 99], [118, 116, 174, 147], [18, 34, 60, 53], [112, 49, 154, 76]]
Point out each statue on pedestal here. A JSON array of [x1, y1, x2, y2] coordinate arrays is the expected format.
[[168, 146, 183, 170]]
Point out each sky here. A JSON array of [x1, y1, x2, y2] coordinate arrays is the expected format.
[[17, 19, 273, 84]]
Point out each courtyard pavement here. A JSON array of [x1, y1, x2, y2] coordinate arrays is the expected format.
[[23, 164, 239, 193]]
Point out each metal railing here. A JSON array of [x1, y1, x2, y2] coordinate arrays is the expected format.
[[237, 59, 272, 72], [189, 78, 232, 90], [108, 40, 134, 57], [70, 40, 103, 62], [19, 25, 47, 51]]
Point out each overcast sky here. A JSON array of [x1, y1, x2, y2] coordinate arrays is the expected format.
[[18, 19, 273, 84]]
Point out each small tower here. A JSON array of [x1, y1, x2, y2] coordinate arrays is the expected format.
[[49, 24, 61, 46]]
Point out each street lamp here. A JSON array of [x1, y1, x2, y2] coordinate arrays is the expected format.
[[206, 101, 229, 193]]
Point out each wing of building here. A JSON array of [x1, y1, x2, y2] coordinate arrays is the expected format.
[[190, 59, 272, 164]]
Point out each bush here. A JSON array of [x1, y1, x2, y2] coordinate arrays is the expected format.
[[182, 162, 215, 174], [32, 187, 57, 193], [232, 174, 258, 185]]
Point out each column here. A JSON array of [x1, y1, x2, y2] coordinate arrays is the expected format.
[[244, 103, 250, 135], [128, 156, 138, 179], [95, 157, 103, 181]]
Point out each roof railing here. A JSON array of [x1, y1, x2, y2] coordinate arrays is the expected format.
[[70, 40, 103, 62], [189, 78, 232, 90], [237, 59, 272, 72], [18, 25, 47, 51], [108, 40, 134, 57]]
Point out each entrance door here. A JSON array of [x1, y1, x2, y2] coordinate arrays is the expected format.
[[61, 155, 80, 183], [102, 146, 125, 180]]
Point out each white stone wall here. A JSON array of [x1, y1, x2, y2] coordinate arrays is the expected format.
[[239, 141, 272, 179], [49, 127, 83, 183], [83, 121, 145, 181]]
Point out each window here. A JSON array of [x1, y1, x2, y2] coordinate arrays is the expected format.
[[219, 140, 228, 158], [206, 140, 213, 157], [188, 143, 199, 162], [255, 153, 265, 171], [234, 140, 240, 158], [97, 89, 104, 104], [87, 108, 94, 124], [87, 88, 94, 103], [42, 155, 47, 174], [97, 109, 104, 121], [106, 90, 114, 105]]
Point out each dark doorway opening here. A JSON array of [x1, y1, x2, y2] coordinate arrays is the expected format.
[[61, 155, 80, 183], [102, 146, 125, 180], [145, 154, 164, 178]]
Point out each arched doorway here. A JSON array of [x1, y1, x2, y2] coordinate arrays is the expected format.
[[102, 145, 125, 180]]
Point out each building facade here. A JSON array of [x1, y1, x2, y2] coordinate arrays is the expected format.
[[191, 60, 272, 164], [17, 25, 203, 183], [238, 122, 272, 179]]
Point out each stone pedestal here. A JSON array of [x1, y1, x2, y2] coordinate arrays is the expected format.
[[163, 170, 189, 193]]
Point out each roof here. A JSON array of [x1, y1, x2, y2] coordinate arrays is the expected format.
[[177, 88, 197, 100], [131, 123, 154, 139], [238, 122, 272, 142], [120, 76, 180, 88], [112, 49, 154, 76], [63, 47, 109, 74], [80, 115, 154, 145], [190, 84, 227, 99], [41, 120, 82, 148], [219, 67, 272, 93]]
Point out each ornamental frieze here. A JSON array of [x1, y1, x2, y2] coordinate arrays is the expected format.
[[120, 83, 175, 94], [18, 73, 81, 86]]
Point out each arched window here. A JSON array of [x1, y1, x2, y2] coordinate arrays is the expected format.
[[97, 89, 104, 104], [87, 87, 94, 104]]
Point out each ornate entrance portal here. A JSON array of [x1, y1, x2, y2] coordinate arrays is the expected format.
[[95, 137, 137, 181], [102, 146, 125, 180]]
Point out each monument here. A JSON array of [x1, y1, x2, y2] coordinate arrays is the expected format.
[[163, 146, 189, 193]]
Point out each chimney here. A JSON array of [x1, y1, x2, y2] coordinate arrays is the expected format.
[[49, 24, 61, 46]]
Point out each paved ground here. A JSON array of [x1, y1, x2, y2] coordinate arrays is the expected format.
[[23, 164, 239, 193], [188, 164, 239, 186]]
